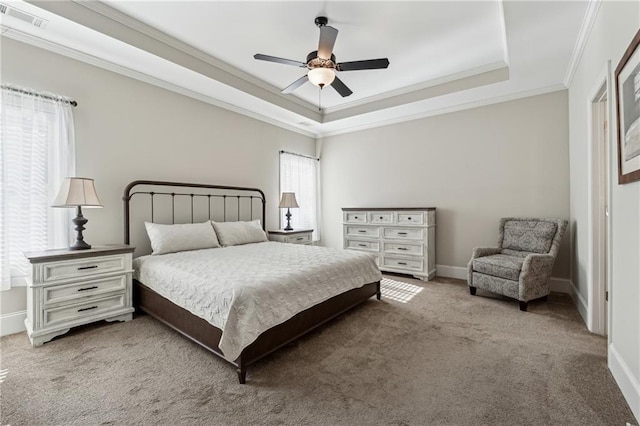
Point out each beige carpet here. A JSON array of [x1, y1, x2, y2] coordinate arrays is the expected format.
[[1, 275, 636, 425]]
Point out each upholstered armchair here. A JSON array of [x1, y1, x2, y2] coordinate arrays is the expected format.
[[467, 217, 568, 311]]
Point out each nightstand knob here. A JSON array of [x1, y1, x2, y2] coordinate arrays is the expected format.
[[77, 265, 98, 271]]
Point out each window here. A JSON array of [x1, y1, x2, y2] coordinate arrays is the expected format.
[[1, 86, 76, 290], [279, 151, 320, 242]]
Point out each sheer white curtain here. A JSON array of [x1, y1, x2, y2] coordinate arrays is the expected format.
[[279, 151, 321, 242], [0, 86, 76, 290]]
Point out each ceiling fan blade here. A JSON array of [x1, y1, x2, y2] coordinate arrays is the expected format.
[[281, 75, 309, 94], [330, 76, 353, 97], [337, 58, 390, 71], [317, 26, 338, 60], [254, 54, 306, 68]]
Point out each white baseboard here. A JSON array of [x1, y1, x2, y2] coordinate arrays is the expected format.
[[609, 343, 640, 421], [436, 264, 572, 296], [1, 310, 26, 337], [568, 280, 589, 326], [436, 264, 467, 280]]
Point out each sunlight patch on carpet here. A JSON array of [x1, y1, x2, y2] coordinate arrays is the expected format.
[[0, 369, 8, 383], [381, 278, 423, 303]]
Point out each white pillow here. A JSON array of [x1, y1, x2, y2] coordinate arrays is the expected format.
[[212, 220, 268, 247], [144, 221, 220, 255]]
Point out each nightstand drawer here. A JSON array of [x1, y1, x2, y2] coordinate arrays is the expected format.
[[44, 293, 126, 327], [43, 255, 128, 282], [382, 256, 424, 272], [44, 275, 127, 305], [346, 239, 380, 251], [284, 233, 312, 244]]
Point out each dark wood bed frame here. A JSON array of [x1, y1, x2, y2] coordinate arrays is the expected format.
[[123, 180, 380, 383]]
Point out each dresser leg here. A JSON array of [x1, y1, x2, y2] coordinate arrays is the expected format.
[[105, 313, 133, 323], [29, 328, 70, 347]]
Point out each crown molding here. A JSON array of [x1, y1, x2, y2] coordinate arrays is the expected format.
[[317, 84, 567, 138], [26, 0, 321, 121], [322, 61, 509, 116], [1, 28, 318, 138], [563, 0, 601, 87]]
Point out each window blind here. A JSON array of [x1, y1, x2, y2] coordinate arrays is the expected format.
[[0, 86, 75, 290], [279, 151, 321, 242]]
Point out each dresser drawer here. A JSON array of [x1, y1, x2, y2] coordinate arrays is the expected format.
[[383, 227, 423, 240], [44, 293, 126, 327], [44, 275, 127, 306], [383, 241, 423, 256], [382, 256, 424, 272], [369, 212, 393, 224], [43, 255, 128, 283], [346, 239, 380, 252], [344, 212, 367, 224], [345, 226, 380, 238], [397, 212, 424, 225]]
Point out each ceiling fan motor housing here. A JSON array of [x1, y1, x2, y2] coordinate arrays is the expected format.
[[306, 51, 336, 70]]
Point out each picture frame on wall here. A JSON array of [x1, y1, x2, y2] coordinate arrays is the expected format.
[[615, 29, 640, 184]]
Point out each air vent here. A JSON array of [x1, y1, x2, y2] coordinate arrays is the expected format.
[[0, 3, 48, 29]]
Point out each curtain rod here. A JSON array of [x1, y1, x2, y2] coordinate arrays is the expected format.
[[280, 150, 319, 161], [1, 85, 78, 107]]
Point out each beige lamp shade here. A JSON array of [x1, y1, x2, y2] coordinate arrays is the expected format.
[[52, 177, 103, 208], [278, 192, 299, 208]]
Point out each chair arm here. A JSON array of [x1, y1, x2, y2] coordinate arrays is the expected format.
[[519, 254, 556, 301], [467, 247, 502, 286], [521, 254, 555, 276], [470, 247, 502, 259]]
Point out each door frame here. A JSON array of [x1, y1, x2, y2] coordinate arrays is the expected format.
[[586, 60, 613, 338]]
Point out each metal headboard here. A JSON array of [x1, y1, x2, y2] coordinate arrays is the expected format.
[[123, 180, 266, 256]]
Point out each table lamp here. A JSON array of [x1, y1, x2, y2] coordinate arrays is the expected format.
[[279, 192, 299, 231], [52, 177, 103, 250]]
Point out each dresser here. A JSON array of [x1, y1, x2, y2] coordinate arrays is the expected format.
[[24, 245, 135, 346], [342, 208, 436, 281], [268, 229, 313, 245]]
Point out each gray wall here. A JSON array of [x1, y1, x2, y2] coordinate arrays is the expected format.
[[568, 0, 640, 417], [0, 38, 316, 315], [319, 90, 570, 279]]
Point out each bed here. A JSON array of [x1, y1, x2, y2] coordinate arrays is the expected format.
[[123, 180, 381, 383]]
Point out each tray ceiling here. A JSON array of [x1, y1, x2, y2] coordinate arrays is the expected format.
[[2, 1, 592, 137]]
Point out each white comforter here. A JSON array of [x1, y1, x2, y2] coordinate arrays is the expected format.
[[133, 242, 381, 360]]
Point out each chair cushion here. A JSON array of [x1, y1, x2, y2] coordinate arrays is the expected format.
[[472, 254, 524, 281], [502, 220, 557, 254]]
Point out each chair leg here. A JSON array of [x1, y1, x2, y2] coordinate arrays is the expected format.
[[540, 295, 548, 302], [519, 301, 528, 311], [469, 286, 477, 296]]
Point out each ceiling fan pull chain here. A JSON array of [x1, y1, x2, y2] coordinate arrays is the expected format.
[[319, 87, 322, 112]]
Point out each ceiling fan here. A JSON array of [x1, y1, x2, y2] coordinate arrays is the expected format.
[[254, 16, 390, 98]]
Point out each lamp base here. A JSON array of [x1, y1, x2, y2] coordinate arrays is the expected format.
[[70, 206, 91, 250], [70, 239, 91, 250], [284, 208, 293, 231]]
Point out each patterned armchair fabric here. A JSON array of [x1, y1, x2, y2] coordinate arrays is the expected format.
[[467, 217, 568, 311]]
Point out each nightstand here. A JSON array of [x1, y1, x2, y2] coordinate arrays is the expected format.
[[268, 229, 313, 245], [24, 244, 135, 347]]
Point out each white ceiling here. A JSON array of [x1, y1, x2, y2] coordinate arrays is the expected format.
[[1, 1, 593, 137]]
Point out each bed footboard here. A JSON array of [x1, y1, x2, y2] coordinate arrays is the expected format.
[[134, 280, 380, 383]]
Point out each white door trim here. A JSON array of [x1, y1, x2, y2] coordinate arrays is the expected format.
[[586, 61, 613, 336]]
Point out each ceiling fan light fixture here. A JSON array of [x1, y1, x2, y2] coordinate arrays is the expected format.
[[308, 67, 335, 88]]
